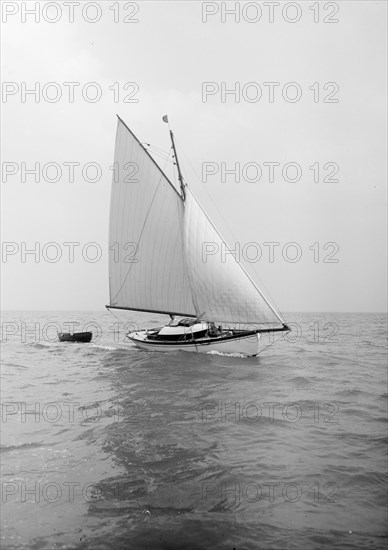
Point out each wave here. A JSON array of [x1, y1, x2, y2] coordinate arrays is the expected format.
[[206, 350, 249, 358], [90, 344, 118, 351], [25, 341, 59, 349], [0, 441, 43, 453]]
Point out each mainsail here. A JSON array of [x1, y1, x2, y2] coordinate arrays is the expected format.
[[108, 116, 285, 326], [108, 117, 195, 316]]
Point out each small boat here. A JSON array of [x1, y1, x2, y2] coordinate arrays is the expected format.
[[58, 332, 92, 343], [106, 115, 289, 356]]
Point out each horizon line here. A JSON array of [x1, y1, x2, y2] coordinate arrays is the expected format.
[[1, 309, 387, 314]]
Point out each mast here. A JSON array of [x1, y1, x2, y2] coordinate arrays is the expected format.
[[170, 130, 185, 200], [163, 115, 186, 200]]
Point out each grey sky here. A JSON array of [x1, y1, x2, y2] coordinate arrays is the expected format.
[[1, 1, 387, 312]]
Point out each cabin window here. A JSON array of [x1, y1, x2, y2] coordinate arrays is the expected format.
[[177, 318, 196, 327]]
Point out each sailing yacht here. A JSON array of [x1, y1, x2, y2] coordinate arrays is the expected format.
[[106, 115, 289, 356]]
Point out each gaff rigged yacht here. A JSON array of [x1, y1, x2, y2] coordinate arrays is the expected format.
[[106, 115, 289, 356]]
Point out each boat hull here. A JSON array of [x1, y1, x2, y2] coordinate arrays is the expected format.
[[127, 330, 260, 356], [58, 332, 93, 343]]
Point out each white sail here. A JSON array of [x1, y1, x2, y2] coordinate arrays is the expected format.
[[183, 189, 284, 326], [109, 117, 285, 327], [108, 117, 196, 316]]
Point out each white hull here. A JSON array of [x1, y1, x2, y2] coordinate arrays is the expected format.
[[127, 330, 260, 356]]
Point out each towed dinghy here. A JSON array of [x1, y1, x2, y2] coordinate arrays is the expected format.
[[58, 331, 92, 343]]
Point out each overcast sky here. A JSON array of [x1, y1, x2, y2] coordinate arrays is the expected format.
[[1, 1, 387, 312]]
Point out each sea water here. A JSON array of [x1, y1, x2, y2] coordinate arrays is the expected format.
[[1, 311, 387, 549]]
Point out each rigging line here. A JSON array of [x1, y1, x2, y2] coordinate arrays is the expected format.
[[109, 307, 123, 324], [147, 148, 172, 159], [146, 149, 173, 163], [143, 143, 171, 156], [177, 139, 285, 324], [106, 306, 142, 345], [107, 306, 129, 329], [110, 151, 173, 305], [143, 144, 173, 160], [255, 330, 288, 356]]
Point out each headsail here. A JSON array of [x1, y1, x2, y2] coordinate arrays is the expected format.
[[183, 189, 285, 326], [108, 116, 196, 316]]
